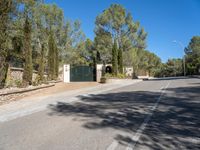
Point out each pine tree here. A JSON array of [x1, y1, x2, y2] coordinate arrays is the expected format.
[[48, 31, 54, 80], [22, 16, 33, 86], [38, 44, 45, 82], [118, 48, 123, 74], [0, 0, 13, 88], [48, 31, 57, 80], [112, 40, 118, 75], [55, 45, 59, 78]]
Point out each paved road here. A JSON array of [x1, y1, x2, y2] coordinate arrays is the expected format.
[[0, 78, 199, 150]]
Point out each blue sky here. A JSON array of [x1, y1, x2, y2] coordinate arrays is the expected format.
[[46, 0, 200, 62]]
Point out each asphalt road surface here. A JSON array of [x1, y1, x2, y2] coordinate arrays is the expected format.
[[0, 78, 199, 150]]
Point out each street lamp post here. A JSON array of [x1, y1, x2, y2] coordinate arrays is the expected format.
[[173, 40, 186, 76]]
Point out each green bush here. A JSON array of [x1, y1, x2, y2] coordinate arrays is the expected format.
[[5, 78, 15, 88], [32, 81, 39, 86], [15, 80, 23, 88], [104, 73, 113, 78], [35, 75, 42, 85], [104, 73, 126, 79], [100, 77, 107, 83], [117, 73, 126, 79]]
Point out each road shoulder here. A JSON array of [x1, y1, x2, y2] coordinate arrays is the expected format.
[[0, 79, 142, 122]]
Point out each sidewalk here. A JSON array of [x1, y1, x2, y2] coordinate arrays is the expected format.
[[0, 79, 142, 122]]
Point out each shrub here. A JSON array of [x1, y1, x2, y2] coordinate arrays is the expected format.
[[32, 81, 39, 86], [104, 73, 113, 78], [35, 75, 42, 85], [117, 73, 126, 79], [15, 80, 23, 88], [104, 73, 126, 79]]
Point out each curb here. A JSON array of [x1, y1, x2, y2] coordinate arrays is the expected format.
[[0, 84, 55, 96]]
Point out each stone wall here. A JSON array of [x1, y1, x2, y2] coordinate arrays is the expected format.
[[6, 67, 45, 87], [10, 67, 23, 82]]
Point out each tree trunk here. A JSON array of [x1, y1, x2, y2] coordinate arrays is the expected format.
[[48, 31, 56, 80], [118, 48, 123, 74], [112, 40, 118, 75], [22, 16, 33, 86], [38, 44, 45, 82]]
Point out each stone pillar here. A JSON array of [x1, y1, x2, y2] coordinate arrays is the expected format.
[[96, 64, 103, 82], [63, 64, 70, 83]]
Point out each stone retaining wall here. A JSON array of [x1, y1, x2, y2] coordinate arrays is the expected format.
[[6, 67, 46, 87]]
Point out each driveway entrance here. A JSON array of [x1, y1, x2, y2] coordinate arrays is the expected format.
[[70, 65, 96, 82]]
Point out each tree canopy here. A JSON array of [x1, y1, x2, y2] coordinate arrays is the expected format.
[[2, 2, 188, 88], [185, 36, 200, 75], [94, 4, 148, 76]]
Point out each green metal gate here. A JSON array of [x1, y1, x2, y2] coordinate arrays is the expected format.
[[70, 65, 96, 82]]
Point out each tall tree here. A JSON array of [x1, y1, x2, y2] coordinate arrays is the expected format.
[[146, 52, 161, 76], [84, 39, 96, 66], [94, 30, 112, 64], [131, 28, 147, 77], [112, 40, 118, 75], [22, 16, 33, 86], [21, 0, 38, 86], [185, 36, 200, 75], [94, 4, 145, 75], [55, 45, 59, 78], [35, 3, 63, 79], [0, 0, 13, 88], [61, 20, 86, 65], [118, 48, 123, 74], [48, 31, 56, 80], [38, 44, 45, 81], [94, 4, 133, 68], [136, 50, 161, 76], [31, 2, 48, 72]]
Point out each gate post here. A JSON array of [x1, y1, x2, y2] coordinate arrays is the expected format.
[[63, 64, 70, 83], [96, 64, 103, 82]]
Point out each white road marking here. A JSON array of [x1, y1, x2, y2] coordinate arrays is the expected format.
[[126, 81, 171, 150]]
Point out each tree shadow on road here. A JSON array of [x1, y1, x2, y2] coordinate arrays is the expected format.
[[48, 84, 200, 150]]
